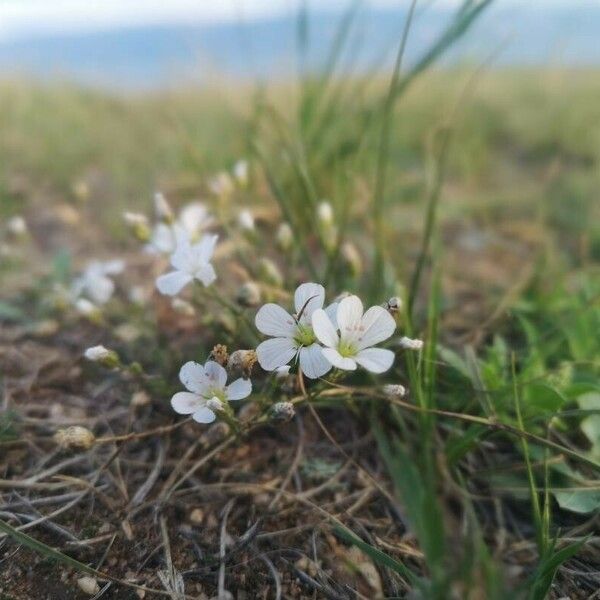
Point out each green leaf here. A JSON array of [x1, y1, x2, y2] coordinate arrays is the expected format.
[[554, 489, 600, 514], [333, 524, 419, 586], [525, 383, 567, 413]]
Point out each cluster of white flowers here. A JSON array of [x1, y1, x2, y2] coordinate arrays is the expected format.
[[254, 282, 396, 378]]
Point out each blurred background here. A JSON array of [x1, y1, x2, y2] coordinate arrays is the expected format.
[[1, 0, 599, 283]]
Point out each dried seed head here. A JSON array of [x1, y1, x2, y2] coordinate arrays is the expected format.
[[54, 426, 96, 451], [210, 344, 229, 367], [271, 402, 295, 421], [258, 258, 283, 287], [276, 222, 293, 251], [399, 336, 424, 351], [228, 349, 257, 379], [236, 281, 262, 307], [383, 384, 407, 398], [77, 577, 100, 596]]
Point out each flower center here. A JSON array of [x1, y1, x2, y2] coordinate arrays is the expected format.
[[205, 387, 226, 402], [338, 339, 357, 358], [294, 323, 316, 347]]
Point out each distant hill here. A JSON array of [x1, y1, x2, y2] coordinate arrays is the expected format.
[[1, 3, 599, 89]]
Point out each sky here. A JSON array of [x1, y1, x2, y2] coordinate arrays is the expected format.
[[0, 0, 591, 42]]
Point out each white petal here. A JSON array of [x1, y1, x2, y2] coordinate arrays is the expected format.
[[336, 295, 363, 342], [194, 263, 216, 287], [294, 282, 324, 321], [355, 348, 395, 373], [322, 347, 357, 371], [256, 337, 297, 371], [171, 392, 204, 415], [193, 234, 219, 263], [179, 361, 206, 393], [312, 308, 339, 348], [192, 407, 217, 424], [226, 378, 252, 400], [255, 303, 296, 337], [299, 344, 332, 379], [204, 361, 228, 388], [87, 275, 114, 304], [150, 223, 176, 254], [156, 271, 193, 295], [324, 302, 339, 329], [357, 306, 396, 350], [180, 202, 212, 235], [170, 231, 194, 271]]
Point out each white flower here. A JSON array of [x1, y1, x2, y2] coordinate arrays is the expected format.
[[233, 160, 249, 186], [171, 360, 252, 424], [123, 212, 148, 227], [156, 230, 217, 296], [238, 209, 255, 231], [255, 282, 338, 379], [147, 202, 213, 255], [84, 345, 111, 361], [399, 336, 424, 351], [312, 295, 396, 373], [72, 259, 124, 305]]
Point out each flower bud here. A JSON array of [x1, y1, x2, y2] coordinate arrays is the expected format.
[[271, 402, 295, 421], [341, 242, 362, 277], [236, 281, 262, 307], [317, 201, 334, 226], [75, 299, 102, 323], [154, 192, 174, 223], [276, 222, 293, 251], [54, 426, 96, 451], [84, 345, 120, 368], [385, 296, 402, 314], [228, 349, 257, 378], [171, 298, 195, 317], [399, 336, 424, 351], [123, 212, 151, 242], [208, 171, 234, 197], [238, 209, 255, 231], [258, 258, 283, 287], [383, 384, 407, 398], [6, 215, 27, 238], [77, 577, 100, 596], [233, 160, 249, 187], [207, 397, 225, 412]]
